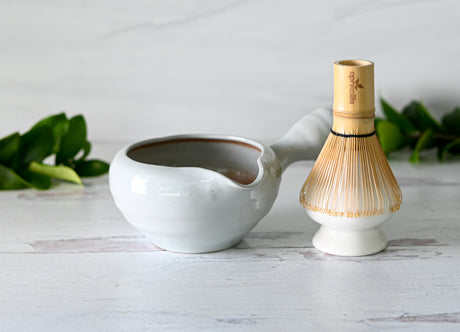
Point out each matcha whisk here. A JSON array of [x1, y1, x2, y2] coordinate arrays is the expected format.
[[300, 59, 402, 256]]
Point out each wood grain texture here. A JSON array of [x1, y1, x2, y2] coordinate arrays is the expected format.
[[1, 142, 459, 331]]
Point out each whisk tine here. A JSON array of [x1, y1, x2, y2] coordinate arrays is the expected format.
[[300, 132, 402, 218]]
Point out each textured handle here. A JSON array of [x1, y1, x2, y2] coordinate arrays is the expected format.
[[270, 107, 332, 172], [333, 60, 375, 135], [333, 60, 375, 118]]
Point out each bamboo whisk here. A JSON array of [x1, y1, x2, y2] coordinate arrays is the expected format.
[[300, 60, 402, 256]]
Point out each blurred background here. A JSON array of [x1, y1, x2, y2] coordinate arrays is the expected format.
[[1, 0, 459, 145]]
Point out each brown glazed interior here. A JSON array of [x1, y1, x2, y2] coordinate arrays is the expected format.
[[127, 137, 262, 185]]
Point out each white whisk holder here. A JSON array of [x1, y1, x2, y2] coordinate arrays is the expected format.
[[307, 210, 393, 256]]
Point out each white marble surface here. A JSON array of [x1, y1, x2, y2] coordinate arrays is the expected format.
[[1, 0, 460, 143], [1, 143, 460, 331]]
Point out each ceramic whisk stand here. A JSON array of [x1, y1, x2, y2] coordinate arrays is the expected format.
[[300, 60, 402, 256]]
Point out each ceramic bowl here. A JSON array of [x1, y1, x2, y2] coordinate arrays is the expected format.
[[109, 107, 332, 253]]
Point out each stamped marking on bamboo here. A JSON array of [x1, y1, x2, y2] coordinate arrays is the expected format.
[[348, 71, 364, 104]]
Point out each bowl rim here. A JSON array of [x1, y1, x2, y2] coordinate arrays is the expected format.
[[115, 134, 274, 188]]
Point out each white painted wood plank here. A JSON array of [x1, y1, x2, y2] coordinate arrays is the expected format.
[[1, 142, 459, 330], [1, 250, 459, 331]]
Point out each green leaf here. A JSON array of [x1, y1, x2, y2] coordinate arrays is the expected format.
[[0, 164, 29, 190], [374, 117, 384, 128], [0, 163, 56, 190], [14, 126, 54, 169], [75, 141, 92, 162], [19, 170, 52, 190], [402, 101, 446, 133], [0, 132, 20, 165], [376, 120, 405, 154], [74, 159, 109, 177], [31, 113, 69, 153], [0, 113, 108, 190], [56, 115, 87, 165], [441, 107, 460, 136], [380, 98, 417, 134], [409, 129, 435, 163], [29, 161, 82, 185], [437, 138, 460, 162]]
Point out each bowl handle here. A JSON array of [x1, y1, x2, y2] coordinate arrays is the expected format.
[[270, 107, 332, 172]]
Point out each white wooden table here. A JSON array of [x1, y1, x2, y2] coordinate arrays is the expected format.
[[1, 143, 459, 331]]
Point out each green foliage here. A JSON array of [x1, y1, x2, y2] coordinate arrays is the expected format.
[[56, 115, 87, 165], [402, 101, 446, 133], [0, 113, 109, 190], [29, 161, 82, 185], [30, 113, 68, 154], [14, 125, 54, 169], [376, 120, 404, 154], [442, 107, 460, 136], [0, 132, 20, 165], [381, 99, 417, 134], [438, 138, 460, 162], [409, 129, 434, 163], [376, 98, 460, 163], [0, 164, 28, 190], [74, 159, 110, 177]]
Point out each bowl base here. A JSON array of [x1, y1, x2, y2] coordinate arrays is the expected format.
[[312, 226, 387, 256], [152, 240, 241, 254]]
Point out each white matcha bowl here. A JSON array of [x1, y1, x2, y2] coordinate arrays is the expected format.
[[110, 108, 332, 253]]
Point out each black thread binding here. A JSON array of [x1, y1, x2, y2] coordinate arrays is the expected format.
[[330, 129, 376, 138]]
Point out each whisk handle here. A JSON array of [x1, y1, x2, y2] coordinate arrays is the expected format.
[[270, 107, 332, 172]]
